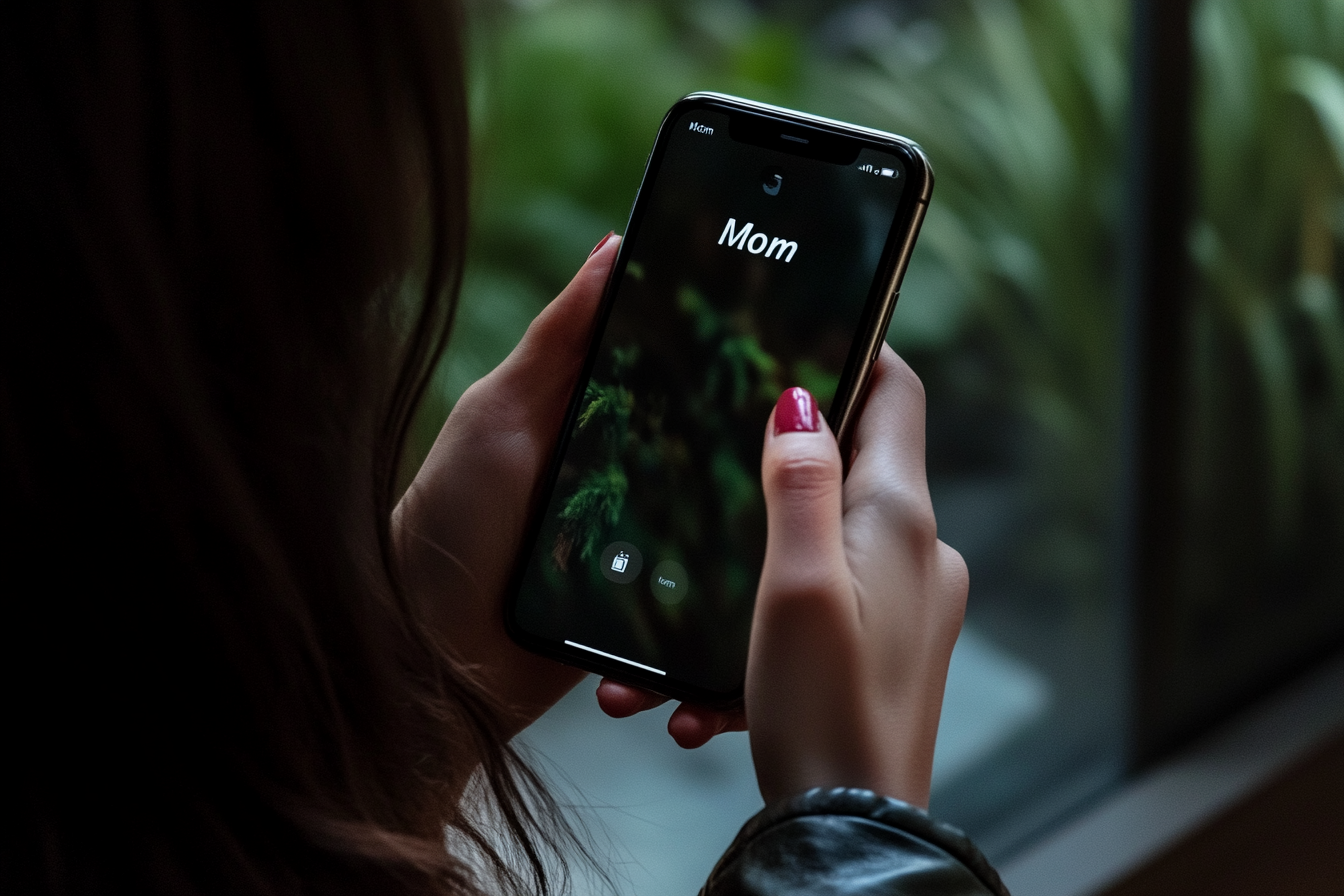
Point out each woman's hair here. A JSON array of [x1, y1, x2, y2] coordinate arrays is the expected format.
[[0, 3, 568, 893]]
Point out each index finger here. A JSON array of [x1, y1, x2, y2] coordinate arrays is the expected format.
[[596, 678, 746, 749], [595, 678, 668, 717]]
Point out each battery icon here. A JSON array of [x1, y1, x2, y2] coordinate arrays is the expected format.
[[879, 168, 896, 178]]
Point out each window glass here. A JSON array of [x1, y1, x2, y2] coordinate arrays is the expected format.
[[1150, 0, 1344, 751]]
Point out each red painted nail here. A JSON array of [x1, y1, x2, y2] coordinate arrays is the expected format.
[[588, 230, 616, 258], [773, 387, 819, 435]]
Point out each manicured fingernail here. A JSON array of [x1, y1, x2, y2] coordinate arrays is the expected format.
[[774, 387, 819, 434], [588, 230, 616, 258]]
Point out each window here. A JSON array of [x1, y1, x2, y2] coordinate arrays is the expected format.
[[1133, 0, 1344, 763]]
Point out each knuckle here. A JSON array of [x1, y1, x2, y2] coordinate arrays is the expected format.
[[937, 542, 970, 610], [859, 482, 939, 549], [901, 498, 940, 547], [939, 542, 969, 589], [765, 452, 839, 501], [934, 542, 970, 644], [896, 360, 926, 407], [454, 377, 516, 430]]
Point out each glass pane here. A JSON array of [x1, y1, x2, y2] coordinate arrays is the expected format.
[[412, 0, 1134, 883], [1148, 0, 1344, 748]]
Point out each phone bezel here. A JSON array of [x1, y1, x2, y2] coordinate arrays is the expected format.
[[503, 93, 933, 707]]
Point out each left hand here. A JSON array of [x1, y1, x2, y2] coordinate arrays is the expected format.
[[393, 235, 619, 739]]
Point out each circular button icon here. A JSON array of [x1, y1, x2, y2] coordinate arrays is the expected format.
[[600, 541, 643, 584], [650, 560, 689, 606]]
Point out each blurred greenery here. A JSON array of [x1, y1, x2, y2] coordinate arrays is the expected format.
[[1172, 0, 1344, 706], [1190, 0, 1344, 538]]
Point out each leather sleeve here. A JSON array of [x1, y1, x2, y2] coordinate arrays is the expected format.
[[701, 788, 1010, 896]]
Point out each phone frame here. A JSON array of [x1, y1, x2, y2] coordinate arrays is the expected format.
[[504, 92, 933, 706]]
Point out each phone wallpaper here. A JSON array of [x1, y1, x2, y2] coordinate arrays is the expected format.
[[514, 108, 907, 696]]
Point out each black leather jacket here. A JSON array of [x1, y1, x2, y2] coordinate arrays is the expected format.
[[702, 789, 1010, 896]]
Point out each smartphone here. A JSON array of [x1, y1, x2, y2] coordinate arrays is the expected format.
[[505, 93, 932, 706]]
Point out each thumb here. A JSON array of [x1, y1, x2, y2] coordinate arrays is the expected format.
[[756, 388, 850, 603], [748, 387, 858, 799]]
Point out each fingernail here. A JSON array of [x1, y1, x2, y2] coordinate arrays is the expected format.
[[588, 230, 616, 259], [774, 387, 819, 435]]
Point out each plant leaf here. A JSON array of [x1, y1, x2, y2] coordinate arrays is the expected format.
[[1282, 55, 1344, 177]]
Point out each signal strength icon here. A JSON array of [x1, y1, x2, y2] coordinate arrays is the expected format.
[[858, 163, 874, 173]]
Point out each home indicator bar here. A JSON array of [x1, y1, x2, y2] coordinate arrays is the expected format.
[[564, 640, 667, 676]]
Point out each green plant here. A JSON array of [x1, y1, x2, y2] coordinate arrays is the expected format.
[[1190, 0, 1344, 545], [1159, 0, 1344, 692]]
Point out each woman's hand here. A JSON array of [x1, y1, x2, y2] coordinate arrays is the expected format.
[[597, 346, 966, 810], [747, 348, 967, 808], [392, 234, 619, 739]]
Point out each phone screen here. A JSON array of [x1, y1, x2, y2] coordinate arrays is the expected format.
[[509, 99, 923, 701]]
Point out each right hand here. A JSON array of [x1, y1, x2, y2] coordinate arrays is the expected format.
[[746, 346, 968, 808]]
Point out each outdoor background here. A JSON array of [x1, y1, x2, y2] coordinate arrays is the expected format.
[[404, 1, 1344, 893]]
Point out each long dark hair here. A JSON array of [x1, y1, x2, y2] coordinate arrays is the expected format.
[[0, 2, 567, 893]]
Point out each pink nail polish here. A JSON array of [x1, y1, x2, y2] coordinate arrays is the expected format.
[[588, 230, 616, 259], [774, 387, 819, 435]]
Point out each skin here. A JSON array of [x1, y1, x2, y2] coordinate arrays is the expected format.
[[394, 235, 968, 808]]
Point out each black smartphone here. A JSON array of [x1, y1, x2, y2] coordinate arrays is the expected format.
[[505, 93, 932, 706]]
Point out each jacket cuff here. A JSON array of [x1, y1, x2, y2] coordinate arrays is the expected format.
[[702, 787, 1009, 896]]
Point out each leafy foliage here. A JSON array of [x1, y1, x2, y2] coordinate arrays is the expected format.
[[1190, 0, 1344, 545], [554, 463, 628, 569], [1170, 0, 1344, 674]]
